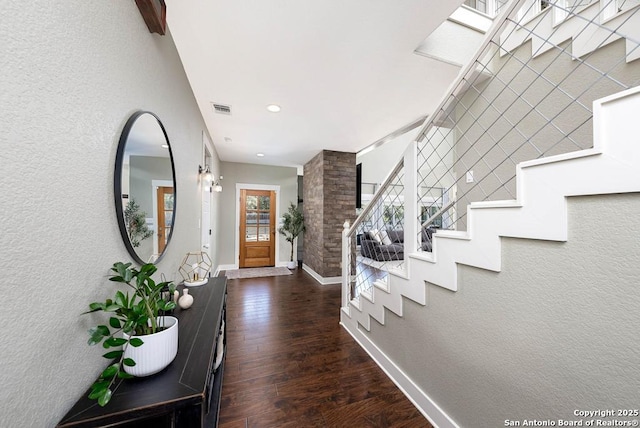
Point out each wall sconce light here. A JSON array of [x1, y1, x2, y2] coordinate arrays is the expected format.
[[198, 164, 213, 182], [199, 165, 223, 192], [213, 176, 223, 193]]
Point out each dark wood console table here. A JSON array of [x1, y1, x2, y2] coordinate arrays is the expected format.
[[58, 277, 227, 428]]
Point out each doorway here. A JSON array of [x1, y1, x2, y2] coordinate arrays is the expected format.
[[239, 189, 276, 268], [201, 145, 213, 258], [156, 186, 174, 254]]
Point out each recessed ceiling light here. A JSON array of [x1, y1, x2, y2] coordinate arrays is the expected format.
[[161, 144, 169, 149], [266, 104, 281, 113], [257, 153, 265, 157]]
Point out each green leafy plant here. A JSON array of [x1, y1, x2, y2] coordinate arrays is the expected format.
[[124, 199, 153, 247], [278, 202, 305, 262], [84, 262, 176, 406]]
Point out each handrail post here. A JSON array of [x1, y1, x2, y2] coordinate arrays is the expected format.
[[404, 141, 418, 254], [341, 220, 350, 307]]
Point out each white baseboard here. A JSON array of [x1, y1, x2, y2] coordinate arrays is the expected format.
[[302, 263, 342, 284], [340, 319, 459, 428], [217, 263, 237, 272]]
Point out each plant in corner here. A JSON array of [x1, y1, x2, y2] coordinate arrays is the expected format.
[[84, 262, 176, 406], [278, 202, 305, 269], [124, 199, 154, 247]]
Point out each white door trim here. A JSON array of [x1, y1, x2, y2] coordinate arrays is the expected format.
[[235, 183, 281, 269], [151, 179, 174, 260]]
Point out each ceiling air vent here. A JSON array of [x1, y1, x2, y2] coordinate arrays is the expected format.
[[211, 103, 232, 115]]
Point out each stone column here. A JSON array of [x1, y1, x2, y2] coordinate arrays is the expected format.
[[303, 150, 356, 279]]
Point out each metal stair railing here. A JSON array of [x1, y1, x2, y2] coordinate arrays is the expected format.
[[414, 0, 640, 250], [341, 0, 640, 308], [343, 158, 406, 303]]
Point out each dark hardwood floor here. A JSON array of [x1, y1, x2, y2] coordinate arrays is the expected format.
[[219, 269, 432, 428]]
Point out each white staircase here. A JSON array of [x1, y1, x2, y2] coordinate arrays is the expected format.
[[340, 85, 640, 428], [342, 83, 640, 328], [500, 1, 640, 64]]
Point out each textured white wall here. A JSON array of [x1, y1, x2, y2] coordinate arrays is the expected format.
[[0, 1, 218, 426], [366, 193, 640, 427]]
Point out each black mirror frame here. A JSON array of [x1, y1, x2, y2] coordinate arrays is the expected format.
[[114, 111, 177, 265]]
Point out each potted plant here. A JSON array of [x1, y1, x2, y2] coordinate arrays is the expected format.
[[278, 202, 305, 269], [124, 199, 153, 247], [84, 262, 177, 406]]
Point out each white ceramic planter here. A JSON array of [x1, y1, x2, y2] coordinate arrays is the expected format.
[[122, 316, 178, 377], [287, 261, 296, 269]]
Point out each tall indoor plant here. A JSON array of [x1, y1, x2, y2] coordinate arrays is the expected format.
[[84, 262, 177, 406], [278, 202, 305, 269], [124, 199, 153, 247]]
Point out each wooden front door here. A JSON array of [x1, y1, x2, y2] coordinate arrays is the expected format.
[[157, 186, 174, 254], [239, 189, 276, 268]]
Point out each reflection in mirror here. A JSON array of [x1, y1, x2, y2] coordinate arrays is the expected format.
[[115, 111, 176, 265]]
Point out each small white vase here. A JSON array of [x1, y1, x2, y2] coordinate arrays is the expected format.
[[286, 261, 296, 269], [122, 316, 178, 377], [178, 289, 194, 309]]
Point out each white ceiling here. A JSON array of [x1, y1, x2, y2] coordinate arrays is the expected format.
[[126, 112, 172, 158], [166, 0, 465, 169]]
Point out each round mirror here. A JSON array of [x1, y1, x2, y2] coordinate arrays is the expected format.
[[115, 111, 176, 265]]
